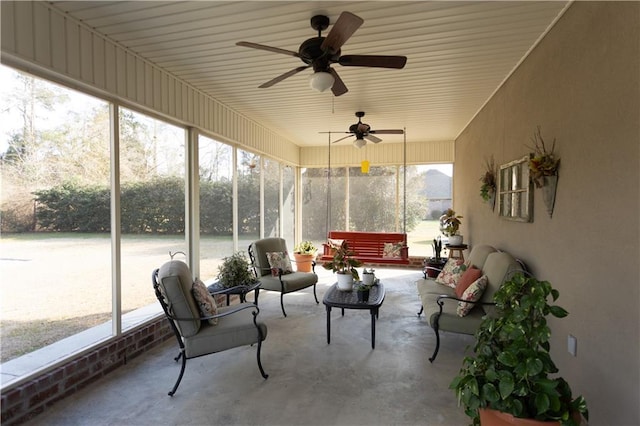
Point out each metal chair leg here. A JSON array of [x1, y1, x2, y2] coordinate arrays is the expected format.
[[312, 283, 319, 304], [417, 305, 423, 316], [168, 349, 187, 396], [429, 322, 440, 363], [253, 312, 269, 379], [280, 293, 287, 317]]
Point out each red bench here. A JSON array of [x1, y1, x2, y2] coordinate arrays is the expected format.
[[319, 231, 410, 266]]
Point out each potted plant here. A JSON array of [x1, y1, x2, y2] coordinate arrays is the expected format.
[[217, 252, 258, 288], [450, 272, 588, 426], [480, 157, 497, 209], [293, 240, 317, 273], [440, 208, 464, 245], [424, 237, 447, 278], [362, 267, 376, 286], [322, 240, 362, 291], [354, 281, 374, 302]]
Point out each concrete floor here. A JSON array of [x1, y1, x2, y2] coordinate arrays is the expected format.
[[24, 268, 474, 426]]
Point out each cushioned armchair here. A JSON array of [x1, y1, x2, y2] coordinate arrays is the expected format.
[[152, 260, 268, 396], [248, 238, 319, 317]]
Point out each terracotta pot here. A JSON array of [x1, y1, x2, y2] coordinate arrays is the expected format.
[[293, 253, 314, 273], [479, 408, 581, 426]]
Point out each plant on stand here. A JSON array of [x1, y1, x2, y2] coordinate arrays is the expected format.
[[322, 240, 362, 291], [293, 240, 317, 273], [217, 252, 258, 288], [450, 272, 588, 426], [440, 208, 464, 246]]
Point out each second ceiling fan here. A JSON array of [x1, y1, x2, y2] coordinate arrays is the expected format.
[[327, 111, 404, 148], [236, 12, 407, 96]]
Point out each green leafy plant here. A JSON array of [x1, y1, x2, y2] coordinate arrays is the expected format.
[[439, 208, 463, 237], [294, 240, 317, 255], [322, 240, 362, 280], [450, 272, 588, 425], [217, 252, 257, 288]]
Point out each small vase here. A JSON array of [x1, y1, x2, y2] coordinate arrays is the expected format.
[[362, 273, 375, 286], [448, 235, 463, 246], [357, 289, 370, 302], [336, 273, 354, 291]]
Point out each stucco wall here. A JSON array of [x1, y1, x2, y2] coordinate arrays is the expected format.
[[455, 2, 639, 424]]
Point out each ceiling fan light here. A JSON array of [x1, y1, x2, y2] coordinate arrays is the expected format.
[[309, 71, 335, 92], [353, 138, 367, 148]]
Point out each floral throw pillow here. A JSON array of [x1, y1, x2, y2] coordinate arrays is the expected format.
[[266, 251, 293, 277], [192, 278, 218, 325], [434, 258, 467, 288], [383, 242, 403, 258], [457, 275, 488, 317]]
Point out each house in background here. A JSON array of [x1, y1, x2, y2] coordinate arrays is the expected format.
[[1, 2, 638, 425]]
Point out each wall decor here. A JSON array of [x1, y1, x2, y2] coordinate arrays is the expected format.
[[528, 126, 560, 217], [479, 156, 497, 210], [498, 155, 533, 222]]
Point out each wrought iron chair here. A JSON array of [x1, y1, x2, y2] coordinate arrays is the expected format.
[[248, 238, 319, 317], [152, 259, 268, 396]]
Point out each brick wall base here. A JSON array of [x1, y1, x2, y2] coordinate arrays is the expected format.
[[1, 318, 174, 425]]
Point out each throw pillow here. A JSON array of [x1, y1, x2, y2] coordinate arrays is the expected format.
[[455, 266, 483, 298], [266, 251, 293, 277], [434, 258, 468, 288], [457, 275, 488, 317], [192, 278, 218, 325], [383, 242, 403, 258], [327, 238, 344, 248]]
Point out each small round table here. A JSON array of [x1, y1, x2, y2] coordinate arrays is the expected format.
[[207, 281, 261, 306], [446, 244, 468, 261]]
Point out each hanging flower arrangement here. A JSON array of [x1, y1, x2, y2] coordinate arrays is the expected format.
[[528, 126, 560, 188], [479, 157, 497, 202]]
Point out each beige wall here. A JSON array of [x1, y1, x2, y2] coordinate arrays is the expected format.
[[455, 2, 639, 424]]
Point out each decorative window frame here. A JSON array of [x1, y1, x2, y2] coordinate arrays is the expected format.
[[498, 155, 533, 222]]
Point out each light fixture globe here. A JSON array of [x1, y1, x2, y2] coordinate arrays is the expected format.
[[353, 138, 367, 148], [309, 71, 335, 92]]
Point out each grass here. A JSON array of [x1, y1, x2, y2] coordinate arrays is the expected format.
[[0, 222, 441, 363]]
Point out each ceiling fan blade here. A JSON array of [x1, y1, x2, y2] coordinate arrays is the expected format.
[[321, 12, 364, 54], [339, 55, 407, 69], [258, 66, 310, 88], [332, 134, 354, 144], [236, 41, 299, 58], [329, 68, 348, 96], [364, 134, 383, 144], [370, 129, 404, 135]]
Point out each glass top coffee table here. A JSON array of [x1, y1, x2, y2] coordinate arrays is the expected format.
[[322, 282, 385, 349]]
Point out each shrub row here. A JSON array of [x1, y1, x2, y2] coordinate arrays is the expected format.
[[33, 177, 277, 234]]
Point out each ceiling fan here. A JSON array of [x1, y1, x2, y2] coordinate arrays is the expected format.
[[236, 12, 407, 96], [324, 111, 404, 148]]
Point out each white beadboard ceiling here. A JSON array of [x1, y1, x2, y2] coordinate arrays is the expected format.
[[49, 1, 569, 147]]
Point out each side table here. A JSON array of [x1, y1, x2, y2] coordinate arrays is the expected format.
[[322, 282, 385, 349], [446, 244, 468, 261], [207, 281, 261, 306]]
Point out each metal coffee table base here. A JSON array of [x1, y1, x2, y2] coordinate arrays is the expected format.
[[323, 282, 385, 349]]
